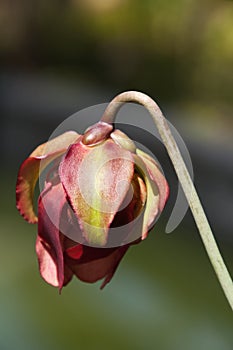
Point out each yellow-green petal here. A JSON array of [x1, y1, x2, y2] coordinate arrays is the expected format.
[[134, 148, 169, 240]]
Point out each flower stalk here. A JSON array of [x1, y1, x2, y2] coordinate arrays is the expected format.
[[101, 91, 233, 310]]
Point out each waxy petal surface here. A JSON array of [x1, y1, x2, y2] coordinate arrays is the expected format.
[[36, 182, 72, 289], [137, 149, 169, 212], [134, 149, 169, 240], [16, 131, 79, 223], [59, 139, 134, 246]]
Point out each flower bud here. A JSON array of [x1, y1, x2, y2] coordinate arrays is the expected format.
[[16, 121, 169, 290]]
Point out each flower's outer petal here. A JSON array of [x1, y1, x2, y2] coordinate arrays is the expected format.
[[137, 149, 169, 212], [110, 129, 136, 153], [59, 139, 134, 246], [36, 237, 59, 287], [66, 244, 129, 289], [36, 182, 72, 290], [134, 149, 169, 240], [16, 131, 79, 223]]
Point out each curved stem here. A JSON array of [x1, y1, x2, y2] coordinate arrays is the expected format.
[[101, 91, 233, 310]]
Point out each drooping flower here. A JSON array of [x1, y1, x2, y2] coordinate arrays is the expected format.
[[16, 121, 169, 290]]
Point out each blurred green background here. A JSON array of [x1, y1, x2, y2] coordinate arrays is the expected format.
[[0, 0, 233, 349]]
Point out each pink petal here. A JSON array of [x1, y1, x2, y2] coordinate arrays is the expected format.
[[36, 237, 60, 287], [37, 182, 71, 289], [16, 131, 79, 223], [59, 138, 134, 246]]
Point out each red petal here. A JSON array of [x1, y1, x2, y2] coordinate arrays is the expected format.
[[36, 182, 71, 289], [59, 138, 134, 246], [66, 244, 129, 289], [66, 244, 83, 259], [16, 131, 79, 223]]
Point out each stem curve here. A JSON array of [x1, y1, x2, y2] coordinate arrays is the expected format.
[[102, 91, 233, 310]]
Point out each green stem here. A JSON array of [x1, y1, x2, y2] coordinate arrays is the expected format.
[[101, 91, 233, 310]]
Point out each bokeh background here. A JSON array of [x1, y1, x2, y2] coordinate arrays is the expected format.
[[1, 0, 233, 349]]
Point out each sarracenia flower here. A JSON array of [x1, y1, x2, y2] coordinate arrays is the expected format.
[[16, 121, 169, 290]]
